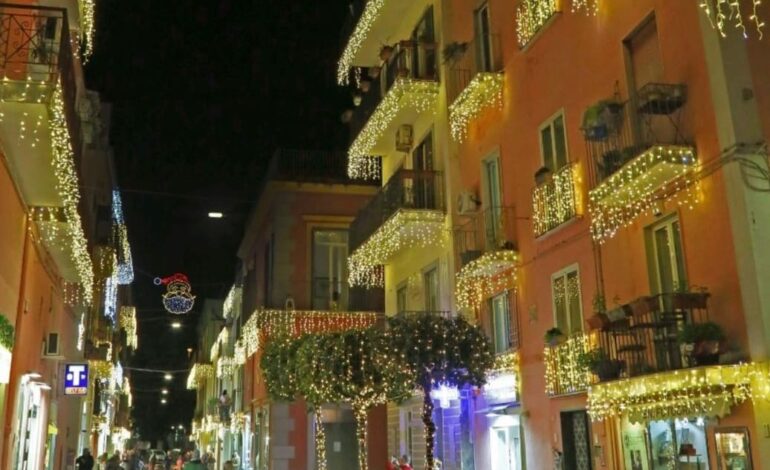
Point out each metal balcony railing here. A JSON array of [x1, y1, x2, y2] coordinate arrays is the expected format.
[[446, 32, 503, 106], [531, 163, 578, 236], [349, 40, 439, 144], [349, 168, 445, 253], [583, 83, 689, 187], [454, 206, 518, 269], [0, 3, 81, 162]]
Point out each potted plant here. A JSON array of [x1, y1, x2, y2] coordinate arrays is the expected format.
[[442, 41, 468, 64], [670, 284, 709, 310], [379, 45, 394, 62], [581, 100, 622, 141], [534, 166, 552, 185], [544, 327, 565, 347], [207, 397, 220, 416], [577, 348, 624, 381], [678, 321, 725, 366], [586, 293, 609, 331], [359, 79, 372, 93]]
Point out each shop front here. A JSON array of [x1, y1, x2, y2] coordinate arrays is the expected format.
[[474, 356, 524, 470], [587, 363, 770, 470], [10, 373, 51, 470]]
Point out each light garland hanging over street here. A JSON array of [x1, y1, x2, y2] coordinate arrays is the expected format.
[[336, 0, 386, 84]]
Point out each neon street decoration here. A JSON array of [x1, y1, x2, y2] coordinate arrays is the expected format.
[[483, 373, 518, 402], [64, 363, 89, 395], [155, 273, 196, 314], [430, 382, 459, 409]]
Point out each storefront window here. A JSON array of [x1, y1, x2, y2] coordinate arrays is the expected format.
[[490, 414, 523, 470], [714, 428, 752, 470], [625, 417, 710, 470]]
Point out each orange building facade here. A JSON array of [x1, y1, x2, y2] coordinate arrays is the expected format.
[[336, 0, 770, 469]]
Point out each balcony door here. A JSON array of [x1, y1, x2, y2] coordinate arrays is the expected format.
[[489, 292, 511, 354], [474, 3, 493, 73], [482, 153, 503, 247], [411, 6, 436, 79], [311, 229, 349, 310], [409, 131, 435, 209], [648, 216, 686, 296]]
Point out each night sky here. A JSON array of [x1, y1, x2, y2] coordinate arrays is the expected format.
[[85, 0, 352, 442]]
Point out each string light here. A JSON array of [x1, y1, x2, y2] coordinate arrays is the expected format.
[[78, 0, 96, 60], [217, 356, 237, 378], [455, 251, 518, 310], [544, 332, 597, 396], [572, 0, 599, 15], [112, 190, 134, 284], [50, 81, 94, 304], [186, 363, 215, 390], [336, 0, 386, 84], [449, 72, 504, 142], [348, 78, 439, 179], [119, 306, 138, 349], [589, 145, 699, 243], [532, 163, 579, 236], [516, 0, 560, 48], [348, 210, 446, 287], [699, 0, 765, 39], [223, 286, 242, 319], [587, 362, 770, 422], [89, 360, 114, 381]]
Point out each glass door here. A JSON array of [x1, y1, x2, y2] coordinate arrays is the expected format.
[[491, 418, 523, 470], [482, 155, 503, 247], [474, 3, 493, 72]]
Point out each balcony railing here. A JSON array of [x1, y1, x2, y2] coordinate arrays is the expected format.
[[349, 40, 438, 145], [350, 168, 445, 253], [531, 163, 578, 237], [545, 332, 597, 396], [267, 148, 380, 185], [454, 206, 517, 269], [447, 33, 503, 106], [594, 292, 711, 377]]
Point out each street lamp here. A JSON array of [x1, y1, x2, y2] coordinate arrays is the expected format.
[[171, 321, 182, 329], [208, 211, 224, 219], [160, 398, 167, 404], [164, 373, 173, 381], [161, 389, 168, 395]]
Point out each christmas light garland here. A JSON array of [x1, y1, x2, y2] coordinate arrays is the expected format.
[[348, 79, 438, 179], [223, 286, 242, 319], [112, 190, 134, 285], [571, 0, 599, 15], [186, 363, 215, 390], [532, 163, 579, 236], [589, 145, 699, 243], [516, 0, 560, 48], [587, 362, 770, 422], [699, 0, 765, 39], [118, 306, 137, 349], [50, 81, 94, 303], [348, 209, 446, 287], [89, 360, 114, 381], [217, 356, 237, 378], [544, 332, 596, 396], [78, 0, 96, 60], [336, 0, 386, 84], [449, 72, 504, 141], [455, 250, 518, 310]]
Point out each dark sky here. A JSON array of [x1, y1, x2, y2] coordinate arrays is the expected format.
[[85, 0, 352, 442]]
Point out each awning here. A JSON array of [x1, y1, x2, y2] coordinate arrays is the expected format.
[[587, 362, 770, 423]]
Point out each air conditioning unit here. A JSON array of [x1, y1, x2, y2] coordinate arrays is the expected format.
[[457, 191, 479, 214], [43, 332, 63, 359], [395, 125, 413, 153]]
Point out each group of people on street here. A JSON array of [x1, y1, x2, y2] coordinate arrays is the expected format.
[[387, 455, 414, 470]]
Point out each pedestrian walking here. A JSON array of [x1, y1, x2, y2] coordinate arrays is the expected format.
[[106, 451, 122, 470], [182, 450, 207, 470], [398, 455, 413, 470], [75, 448, 94, 470], [386, 456, 399, 470]]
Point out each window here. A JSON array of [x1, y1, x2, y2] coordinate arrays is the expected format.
[[647, 216, 686, 295], [409, 131, 436, 210], [396, 283, 408, 313], [625, 16, 663, 93], [489, 293, 511, 354], [482, 153, 504, 246], [311, 230, 349, 310], [474, 3, 494, 72], [539, 112, 568, 172], [552, 265, 582, 335], [424, 265, 439, 312]]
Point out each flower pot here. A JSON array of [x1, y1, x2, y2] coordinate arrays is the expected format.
[[629, 296, 657, 316], [546, 334, 566, 347], [379, 46, 394, 62], [672, 292, 709, 310], [340, 109, 353, 123], [595, 360, 623, 381]]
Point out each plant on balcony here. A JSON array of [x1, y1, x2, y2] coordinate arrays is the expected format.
[[677, 322, 725, 366], [261, 337, 301, 401], [544, 327, 565, 346], [671, 284, 710, 310], [385, 312, 494, 470], [534, 166, 552, 185], [577, 348, 624, 381], [0, 314, 14, 350], [442, 41, 468, 64], [586, 294, 610, 331], [582, 100, 622, 142], [379, 44, 394, 62], [206, 397, 219, 416]]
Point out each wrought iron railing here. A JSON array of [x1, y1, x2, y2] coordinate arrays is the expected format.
[[349, 40, 438, 144], [582, 83, 689, 187], [544, 332, 596, 396], [349, 168, 445, 252], [267, 148, 379, 185], [454, 205, 517, 268], [446, 33, 503, 105], [531, 163, 578, 236]]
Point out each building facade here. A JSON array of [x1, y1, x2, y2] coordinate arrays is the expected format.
[[337, 0, 770, 469], [0, 2, 135, 468]]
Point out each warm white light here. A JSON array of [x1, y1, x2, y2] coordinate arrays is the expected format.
[[161, 389, 168, 395], [430, 383, 459, 409], [161, 399, 167, 404], [208, 212, 224, 219], [171, 322, 182, 329], [164, 373, 173, 381]]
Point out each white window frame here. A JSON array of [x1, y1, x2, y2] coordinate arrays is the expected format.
[[550, 263, 583, 334], [538, 109, 570, 172], [489, 292, 511, 354], [647, 215, 687, 294], [423, 262, 440, 312]]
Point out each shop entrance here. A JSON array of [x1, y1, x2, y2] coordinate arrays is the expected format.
[[560, 410, 592, 470], [490, 414, 523, 470], [622, 417, 710, 469]]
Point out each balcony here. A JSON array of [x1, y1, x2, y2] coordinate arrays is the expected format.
[[583, 83, 697, 242], [348, 168, 446, 287], [337, 0, 434, 84], [266, 148, 379, 186], [454, 207, 519, 310], [515, 0, 560, 48], [531, 162, 579, 237], [544, 332, 597, 396], [447, 33, 504, 141], [347, 40, 439, 179]]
